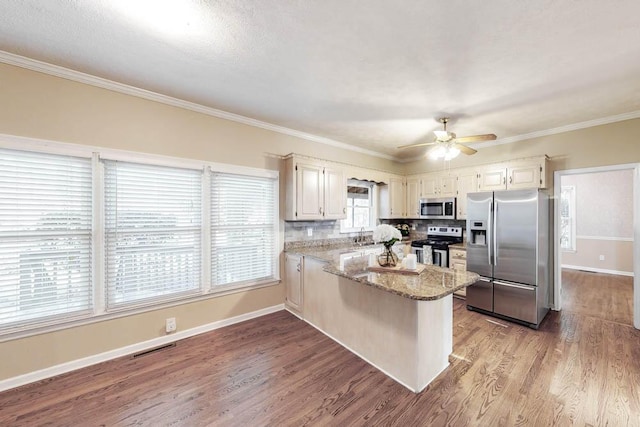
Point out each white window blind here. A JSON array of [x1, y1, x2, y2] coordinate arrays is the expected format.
[[104, 161, 202, 309], [211, 172, 276, 287], [0, 149, 92, 333]]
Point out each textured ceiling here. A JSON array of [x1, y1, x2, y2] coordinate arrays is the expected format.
[[1, 1, 639, 160]]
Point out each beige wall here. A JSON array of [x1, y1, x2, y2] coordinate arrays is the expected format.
[[0, 62, 400, 381], [403, 118, 640, 178], [561, 170, 633, 273]]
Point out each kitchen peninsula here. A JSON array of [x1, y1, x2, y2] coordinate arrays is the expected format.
[[285, 245, 479, 393]]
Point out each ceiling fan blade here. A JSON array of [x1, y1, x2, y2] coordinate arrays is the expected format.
[[397, 141, 437, 149], [453, 143, 477, 156], [455, 134, 497, 143]]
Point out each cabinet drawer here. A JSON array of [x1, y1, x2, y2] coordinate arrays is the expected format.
[[449, 249, 466, 259]]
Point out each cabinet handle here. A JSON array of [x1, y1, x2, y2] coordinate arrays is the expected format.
[[509, 176, 513, 184], [343, 207, 346, 214], [296, 264, 301, 272], [503, 177, 506, 185]]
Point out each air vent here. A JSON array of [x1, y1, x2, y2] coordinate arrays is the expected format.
[[132, 342, 176, 359]]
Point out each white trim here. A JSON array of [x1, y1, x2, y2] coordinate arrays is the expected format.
[[4, 50, 640, 164], [561, 264, 634, 277], [0, 304, 285, 393], [554, 164, 640, 330], [575, 235, 634, 242], [0, 50, 394, 161], [471, 111, 640, 150]]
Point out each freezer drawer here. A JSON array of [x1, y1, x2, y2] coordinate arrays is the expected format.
[[466, 277, 493, 312], [494, 280, 537, 324]]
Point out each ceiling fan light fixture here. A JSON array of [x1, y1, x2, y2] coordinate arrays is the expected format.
[[428, 144, 460, 161]]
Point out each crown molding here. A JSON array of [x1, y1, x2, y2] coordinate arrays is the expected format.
[[471, 110, 640, 150], [0, 50, 396, 161], [2, 50, 639, 165]]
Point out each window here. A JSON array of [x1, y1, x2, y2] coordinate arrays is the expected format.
[[104, 160, 202, 309], [0, 149, 92, 333], [211, 172, 277, 287], [560, 185, 576, 251], [0, 140, 279, 338], [341, 180, 375, 232]]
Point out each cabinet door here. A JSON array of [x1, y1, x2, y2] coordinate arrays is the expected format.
[[508, 164, 541, 190], [421, 174, 439, 198], [406, 177, 420, 218], [295, 162, 324, 220], [439, 175, 457, 197], [389, 177, 406, 218], [456, 171, 478, 219], [323, 166, 347, 219], [478, 167, 507, 191], [285, 253, 303, 313]]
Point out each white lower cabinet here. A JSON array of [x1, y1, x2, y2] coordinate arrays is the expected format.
[[285, 253, 303, 313], [448, 247, 467, 297]]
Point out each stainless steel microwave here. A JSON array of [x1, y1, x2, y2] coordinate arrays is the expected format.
[[419, 197, 456, 219]]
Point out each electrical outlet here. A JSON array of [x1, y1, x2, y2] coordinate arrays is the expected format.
[[307, 227, 313, 237], [599, 255, 605, 261], [165, 317, 176, 333]]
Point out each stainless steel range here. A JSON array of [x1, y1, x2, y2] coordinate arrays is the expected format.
[[411, 226, 463, 267]]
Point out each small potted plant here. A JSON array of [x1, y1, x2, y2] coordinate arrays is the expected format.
[[396, 223, 410, 237], [373, 224, 402, 267]]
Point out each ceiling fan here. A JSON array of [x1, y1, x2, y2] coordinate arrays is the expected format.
[[398, 118, 497, 159]]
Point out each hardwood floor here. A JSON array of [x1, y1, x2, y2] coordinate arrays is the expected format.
[[561, 268, 634, 325], [1, 271, 639, 426]]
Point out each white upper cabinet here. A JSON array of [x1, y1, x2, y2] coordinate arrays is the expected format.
[[456, 169, 479, 219], [323, 165, 348, 219], [478, 156, 547, 192], [420, 172, 457, 198], [285, 156, 346, 221], [379, 175, 406, 219], [406, 177, 420, 218]]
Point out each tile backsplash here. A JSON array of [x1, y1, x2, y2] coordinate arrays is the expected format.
[[284, 218, 466, 246]]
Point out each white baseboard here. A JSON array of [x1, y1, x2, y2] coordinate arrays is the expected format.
[[0, 304, 285, 393], [562, 264, 634, 277]]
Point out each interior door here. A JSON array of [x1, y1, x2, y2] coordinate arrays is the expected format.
[[493, 189, 538, 285]]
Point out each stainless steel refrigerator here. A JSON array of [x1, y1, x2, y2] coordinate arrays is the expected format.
[[466, 189, 550, 328]]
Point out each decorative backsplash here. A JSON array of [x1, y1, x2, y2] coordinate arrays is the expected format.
[[284, 218, 466, 247]]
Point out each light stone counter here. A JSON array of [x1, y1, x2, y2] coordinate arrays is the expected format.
[[324, 257, 478, 301]]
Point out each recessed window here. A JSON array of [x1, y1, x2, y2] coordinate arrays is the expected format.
[[341, 180, 375, 233]]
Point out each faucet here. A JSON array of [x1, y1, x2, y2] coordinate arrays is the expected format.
[[356, 227, 366, 245]]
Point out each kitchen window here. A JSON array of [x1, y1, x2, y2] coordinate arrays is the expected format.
[[560, 185, 576, 251], [340, 180, 376, 233], [0, 139, 279, 338]]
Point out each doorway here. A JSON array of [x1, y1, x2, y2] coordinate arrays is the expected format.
[[554, 164, 640, 329]]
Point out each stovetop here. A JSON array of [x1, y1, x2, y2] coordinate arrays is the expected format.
[[411, 226, 463, 249]]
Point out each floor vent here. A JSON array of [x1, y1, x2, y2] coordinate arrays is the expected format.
[[132, 342, 176, 359]]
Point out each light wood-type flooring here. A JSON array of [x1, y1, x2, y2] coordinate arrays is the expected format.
[[1, 270, 638, 426]]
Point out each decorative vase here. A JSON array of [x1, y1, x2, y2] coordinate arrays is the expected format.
[[378, 244, 398, 267]]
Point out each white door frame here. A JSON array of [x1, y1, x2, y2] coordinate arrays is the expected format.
[[553, 163, 639, 329]]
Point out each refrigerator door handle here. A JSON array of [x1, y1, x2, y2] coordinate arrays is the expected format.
[[493, 280, 535, 291], [493, 200, 499, 265], [487, 200, 493, 266]]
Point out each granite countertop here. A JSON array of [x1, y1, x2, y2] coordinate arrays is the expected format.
[[323, 256, 479, 301], [285, 244, 385, 262]]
